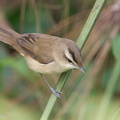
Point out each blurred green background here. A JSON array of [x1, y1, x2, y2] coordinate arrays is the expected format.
[[0, 0, 120, 120]]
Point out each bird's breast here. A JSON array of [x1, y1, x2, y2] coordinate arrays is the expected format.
[[24, 56, 72, 74]]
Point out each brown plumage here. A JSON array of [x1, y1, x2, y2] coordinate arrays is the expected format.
[[0, 26, 84, 73], [0, 25, 85, 97]]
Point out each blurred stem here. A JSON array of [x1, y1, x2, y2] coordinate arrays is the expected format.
[[40, 0, 106, 120], [20, 0, 27, 33], [0, 65, 2, 90], [76, 0, 106, 50], [96, 61, 120, 120], [31, 0, 40, 32], [62, 0, 70, 36]]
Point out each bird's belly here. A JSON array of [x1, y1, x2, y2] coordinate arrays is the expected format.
[[25, 56, 70, 74]]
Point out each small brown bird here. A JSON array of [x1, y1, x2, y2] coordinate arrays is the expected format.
[[0, 26, 85, 97]]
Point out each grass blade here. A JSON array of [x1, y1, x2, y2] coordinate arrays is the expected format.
[[40, 0, 106, 120]]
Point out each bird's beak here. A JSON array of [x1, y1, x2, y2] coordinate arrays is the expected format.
[[80, 66, 86, 74], [74, 64, 86, 74]]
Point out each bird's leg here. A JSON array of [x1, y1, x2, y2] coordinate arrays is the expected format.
[[40, 74, 62, 98]]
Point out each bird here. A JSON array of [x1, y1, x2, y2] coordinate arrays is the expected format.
[[0, 26, 85, 98]]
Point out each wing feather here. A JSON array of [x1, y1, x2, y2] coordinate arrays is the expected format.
[[16, 33, 54, 64]]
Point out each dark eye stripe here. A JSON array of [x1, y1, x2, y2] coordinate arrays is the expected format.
[[68, 48, 77, 64]]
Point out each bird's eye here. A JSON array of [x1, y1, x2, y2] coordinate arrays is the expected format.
[[67, 59, 72, 63]]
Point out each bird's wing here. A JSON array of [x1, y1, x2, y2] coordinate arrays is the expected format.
[[16, 33, 54, 64]]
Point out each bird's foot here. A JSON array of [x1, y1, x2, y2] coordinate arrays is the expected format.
[[50, 87, 62, 98]]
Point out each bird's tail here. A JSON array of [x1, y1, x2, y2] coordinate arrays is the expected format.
[[0, 26, 20, 46]]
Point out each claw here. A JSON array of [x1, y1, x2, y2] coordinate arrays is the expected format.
[[50, 88, 62, 98]]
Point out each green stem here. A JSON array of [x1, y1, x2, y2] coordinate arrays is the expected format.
[[76, 0, 106, 49], [40, 0, 106, 120]]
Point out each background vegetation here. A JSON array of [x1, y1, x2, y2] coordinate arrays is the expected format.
[[0, 0, 120, 120]]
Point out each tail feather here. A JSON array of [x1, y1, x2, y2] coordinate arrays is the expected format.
[[0, 26, 20, 46]]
